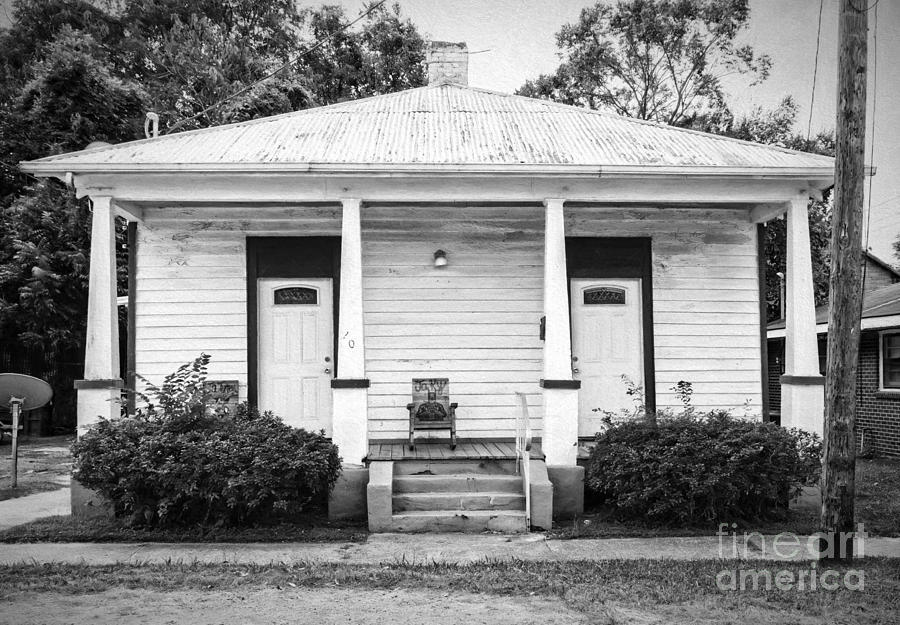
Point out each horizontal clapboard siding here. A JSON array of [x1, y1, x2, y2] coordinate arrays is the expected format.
[[567, 206, 762, 416], [132, 203, 762, 438], [133, 206, 342, 397], [362, 205, 545, 439]]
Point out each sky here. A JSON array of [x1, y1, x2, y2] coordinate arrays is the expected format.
[[2, 0, 897, 262]]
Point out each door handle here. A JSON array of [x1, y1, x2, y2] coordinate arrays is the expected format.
[[573, 368, 580, 374], [324, 368, 331, 374]]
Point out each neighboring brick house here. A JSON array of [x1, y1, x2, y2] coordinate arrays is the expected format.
[[860, 251, 900, 294], [768, 252, 900, 456]]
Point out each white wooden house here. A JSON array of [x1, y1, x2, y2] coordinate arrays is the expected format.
[[22, 42, 834, 530]]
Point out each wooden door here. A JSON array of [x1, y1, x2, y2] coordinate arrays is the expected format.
[[257, 278, 333, 434], [570, 278, 644, 436]]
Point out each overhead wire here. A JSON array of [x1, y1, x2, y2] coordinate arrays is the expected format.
[[859, 0, 878, 305], [807, 0, 825, 142], [849, 0, 880, 12]]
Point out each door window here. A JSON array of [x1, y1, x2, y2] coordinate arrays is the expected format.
[[583, 286, 626, 305], [274, 287, 318, 305]]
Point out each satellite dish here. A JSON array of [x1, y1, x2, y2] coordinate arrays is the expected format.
[[1, 374, 53, 488], [0, 373, 53, 411]]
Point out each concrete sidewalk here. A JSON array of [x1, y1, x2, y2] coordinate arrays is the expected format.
[[0, 488, 70, 531], [2, 533, 899, 566]]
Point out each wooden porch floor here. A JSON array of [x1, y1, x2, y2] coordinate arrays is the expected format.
[[367, 440, 544, 462]]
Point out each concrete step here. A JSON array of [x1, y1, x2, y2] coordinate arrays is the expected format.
[[393, 491, 525, 512], [393, 459, 518, 476], [393, 474, 523, 494], [390, 510, 528, 533]]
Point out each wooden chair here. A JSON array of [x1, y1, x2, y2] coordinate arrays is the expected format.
[[407, 377, 457, 450]]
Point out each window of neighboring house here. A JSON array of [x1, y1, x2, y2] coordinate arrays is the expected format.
[[818, 337, 827, 375], [880, 331, 900, 390]]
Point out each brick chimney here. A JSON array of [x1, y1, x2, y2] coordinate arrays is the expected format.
[[426, 41, 468, 86]]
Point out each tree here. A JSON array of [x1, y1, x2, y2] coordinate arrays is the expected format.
[[517, 0, 771, 127], [296, 3, 426, 106], [0, 25, 145, 350], [2, 27, 147, 166], [131, 2, 425, 131], [0, 182, 91, 352]]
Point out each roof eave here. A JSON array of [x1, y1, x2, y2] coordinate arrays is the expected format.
[[768, 312, 900, 338], [20, 161, 836, 181]]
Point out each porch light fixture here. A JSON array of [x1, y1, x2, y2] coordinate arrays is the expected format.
[[433, 249, 448, 268]]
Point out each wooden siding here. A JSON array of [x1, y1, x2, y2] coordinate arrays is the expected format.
[[133, 206, 342, 393], [362, 206, 545, 439], [133, 204, 762, 440], [567, 206, 763, 416]]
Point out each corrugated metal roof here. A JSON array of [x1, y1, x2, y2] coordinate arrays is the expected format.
[[22, 84, 834, 173], [768, 281, 900, 332]]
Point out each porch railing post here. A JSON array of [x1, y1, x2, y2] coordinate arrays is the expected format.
[[781, 194, 825, 435], [540, 198, 579, 466], [331, 198, 369, 464]]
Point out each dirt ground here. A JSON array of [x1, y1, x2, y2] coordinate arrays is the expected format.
[[0, 588, 608, 625], [0, 586, 862, 625], [0, 435, 72, 501]]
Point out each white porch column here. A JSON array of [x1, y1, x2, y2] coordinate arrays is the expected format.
[[331, 198, 368, 464], [75, 195, 122, 436], [781, 195, 825, 435], [541, 198, 579, 465]]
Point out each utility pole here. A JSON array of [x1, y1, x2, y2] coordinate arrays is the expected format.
[[821, 0, 868, 562]]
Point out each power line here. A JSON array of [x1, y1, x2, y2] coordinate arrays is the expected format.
[[807, 0, 825, 142], [860, 2, 878, 302], [164, 0, 389, 135], [849, 0, 880, 12]]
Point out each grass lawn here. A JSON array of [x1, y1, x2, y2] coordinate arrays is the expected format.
[[551, 457, 900, 540], [0, 435, 73, 501], [1, 558, 898, 624], [0, 512, 367, 543]]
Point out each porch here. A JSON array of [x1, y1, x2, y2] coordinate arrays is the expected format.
[[366, 439, 545, 462]]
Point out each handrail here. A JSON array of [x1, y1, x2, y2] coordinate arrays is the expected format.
[[514, 392, 533, 530]]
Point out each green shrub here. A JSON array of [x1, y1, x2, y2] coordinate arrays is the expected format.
[[585, 412, 822, 526], [72, 355, 342, 527]]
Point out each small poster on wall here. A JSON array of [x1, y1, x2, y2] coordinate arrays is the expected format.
[[203, 380, 240, 414]]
